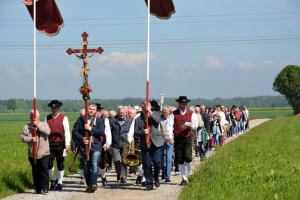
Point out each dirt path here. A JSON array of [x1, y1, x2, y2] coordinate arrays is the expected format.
[[3, 119, 270, 200]]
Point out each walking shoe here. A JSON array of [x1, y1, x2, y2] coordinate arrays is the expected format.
[[49, 180, 58, 190], [145, 185, 153, 191], [33, 190, 42, 194], [101, 177, 107, 186], [154, 179, 160, 188], [165, 178, 171, 182], [42, 188, 49, 194], [56, 183, 63, 190], [141, 181, 146, 186], [79, 177, 86, 185], [120, 177, 126, 183], [85, 186, 91, 193], [91, 184, 98, 193], [117, 174, 120, 181], [180, 179, 188, 186], [136, 176, 142, 184], [175, 171, 180, 176]]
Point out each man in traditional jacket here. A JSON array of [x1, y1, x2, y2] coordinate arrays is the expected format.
[[45, 100, 70, 190], [166, 96, 198, 186]]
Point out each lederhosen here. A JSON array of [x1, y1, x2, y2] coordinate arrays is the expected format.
[[173, 109, 193, 164], [47, 114, 65, 171]]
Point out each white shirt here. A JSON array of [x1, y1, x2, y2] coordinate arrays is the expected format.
[[103, 118, 112, 147], [166, 109, 198, 139], [44, 113, 71, 146], [127, 113, 141, 143]]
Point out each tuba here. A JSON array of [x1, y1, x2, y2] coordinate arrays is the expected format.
[[122, 139, 142, 167]]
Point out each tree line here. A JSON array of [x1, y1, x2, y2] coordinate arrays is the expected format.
[[1, 95, 289, 113]]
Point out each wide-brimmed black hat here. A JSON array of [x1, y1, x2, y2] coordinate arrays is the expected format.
[[47, 100, 63, 108], [150, 100, 160, 111], [175, 96, 190, 103], [96, 103, 104, 110]]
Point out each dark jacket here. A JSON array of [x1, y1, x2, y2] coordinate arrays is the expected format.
[[72, 116, 105, 152], [134, 111, 163, 150], [200, 112, 210, 131], [110, 117, 132, 148]]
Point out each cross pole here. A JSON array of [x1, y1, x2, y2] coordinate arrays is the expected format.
[[66, 32, 104, 161]]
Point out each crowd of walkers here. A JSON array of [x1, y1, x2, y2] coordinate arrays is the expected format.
[[20, 97, 250, 195]]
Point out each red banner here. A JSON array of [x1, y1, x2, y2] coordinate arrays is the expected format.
[[145, 0, 176, 19], [23, 0, 64, 36]]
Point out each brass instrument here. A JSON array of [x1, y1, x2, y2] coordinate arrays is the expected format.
[[122, 139, 142, 167]]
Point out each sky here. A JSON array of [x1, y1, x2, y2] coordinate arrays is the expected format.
[[0, 0, 300, 100]]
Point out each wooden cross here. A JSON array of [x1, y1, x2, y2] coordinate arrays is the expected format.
[[66, 32, 104, 161], [66, 32, 104, 83]]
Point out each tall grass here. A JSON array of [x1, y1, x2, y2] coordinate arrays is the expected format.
[[0, 121, 80, 199], [179, 116, 300, 200]]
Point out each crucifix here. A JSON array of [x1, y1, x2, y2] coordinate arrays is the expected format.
[[66, 32, 104, 160]]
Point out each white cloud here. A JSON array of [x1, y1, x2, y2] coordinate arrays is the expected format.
[[98, 52, 156, 67], [236, 61, 254, 69], [260, 60, 275, 66], [4, 68, 19, 77], [203, 56, 224, 69]]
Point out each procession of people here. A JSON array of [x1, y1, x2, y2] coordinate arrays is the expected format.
[[20, 97, 250, 194]]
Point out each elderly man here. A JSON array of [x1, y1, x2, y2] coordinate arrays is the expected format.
[[109, 106, 132, 183], [166, 96, 198, 186], [20, 110, 51, 194], [72, 103, 105, 193], [160, 105, 173, 182], [45, 100, 70, 191]]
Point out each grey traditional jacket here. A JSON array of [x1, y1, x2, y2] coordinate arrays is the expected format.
[[20, 121, 51, 159], [134, 111, 164, 150]]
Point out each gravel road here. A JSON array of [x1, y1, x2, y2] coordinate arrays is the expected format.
[[3, 119, 270, 200]]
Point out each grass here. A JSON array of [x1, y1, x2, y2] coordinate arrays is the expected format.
[[179, 116, 300, 200], [0, 121, 80, 199]]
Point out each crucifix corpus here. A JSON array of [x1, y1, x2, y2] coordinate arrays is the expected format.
[[66, 32, 104, 161]]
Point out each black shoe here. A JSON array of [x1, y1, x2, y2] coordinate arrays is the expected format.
[[101, 177, 107, 186], [33, 190, 42, 194], [120, 177, 126, 183], [49, 180, 58, 190], [165, 178, 171, 182], [136, 176, 142, 184], [117, 174, 120, 181], [145, 185, 153, 191], [85, 187, 91, 193], [154, 179, 160, 188], [56, 183, 63, 190], [180, 179, 188, 186], [42, 188, 49, 194], [141, 181, 146, 187], [91, 184, 98, 193], [161, 172, 164, 179]]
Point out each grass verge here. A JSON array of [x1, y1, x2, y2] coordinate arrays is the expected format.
[[179, 116, 300, 200]]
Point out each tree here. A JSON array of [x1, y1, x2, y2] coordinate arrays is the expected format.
[[6, 99, 17, 112], [273, 65, 300, 115]]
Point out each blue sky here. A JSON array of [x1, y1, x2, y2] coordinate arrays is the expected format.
[[0, 0, 299, 100]]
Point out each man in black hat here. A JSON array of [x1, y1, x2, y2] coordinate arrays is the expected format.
[[44, 100, 71, 190], [166, 96, 198, 186], [134, 100, 164, 191], [95, 103, 112, 186]]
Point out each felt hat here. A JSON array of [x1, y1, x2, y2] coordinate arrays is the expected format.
[[96, 103, 104, 110], [175, 96, 190, 103], [47, 100, 63, 108], [150, 100, 160, 111]]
